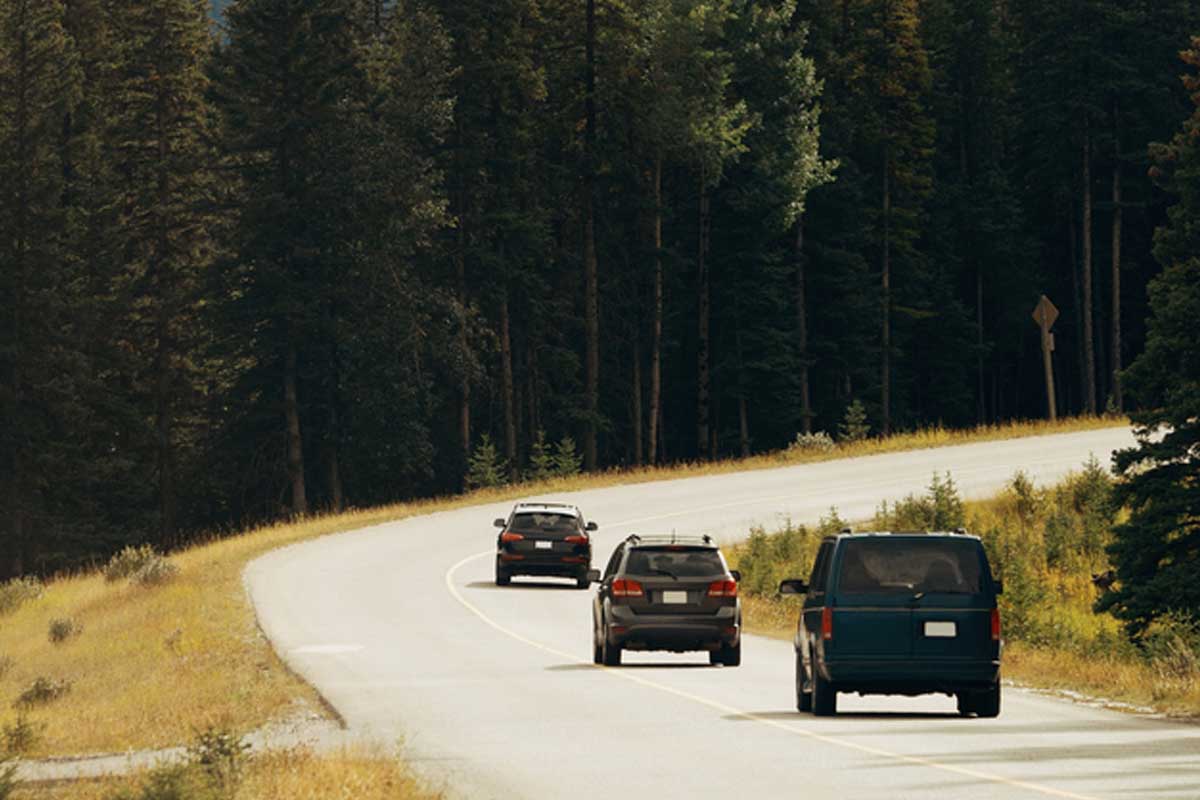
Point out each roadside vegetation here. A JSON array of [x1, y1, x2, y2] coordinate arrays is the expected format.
[[0, 417, 1126, 759], [731, 461, 1200, 717]]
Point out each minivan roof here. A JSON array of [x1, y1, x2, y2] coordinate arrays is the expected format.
[[833, 531, 983, 542]]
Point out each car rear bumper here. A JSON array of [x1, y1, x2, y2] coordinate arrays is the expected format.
[[607, 606, 739, 652], [821, 659, 1000, 694], [497, 552, 589, 578]]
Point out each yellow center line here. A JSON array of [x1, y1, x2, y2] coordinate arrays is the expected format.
[[444, 549, 1102, 800]]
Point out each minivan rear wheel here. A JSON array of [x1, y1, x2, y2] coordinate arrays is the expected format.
[[812, 668, 837, 716], [975, 682, 1001, 718], [796, 653, 813, 712]]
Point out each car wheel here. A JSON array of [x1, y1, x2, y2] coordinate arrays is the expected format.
[[796, 652, 813, 712], [593, 637, 603, 665], [576, 572, 591, 590], [974, 682, 1001, 718], [719, 642, 741, 667], [494, 560, 511, 586], [955, 691, 974, 716], [812, 666, 837, 716], [708, 649, 722, 666], [601, 629, 622, 666]]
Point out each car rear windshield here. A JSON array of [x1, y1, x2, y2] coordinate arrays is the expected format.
[[837, 538, 984, 594], [508, 512, 578, 535], [625, 547, 724, 577]]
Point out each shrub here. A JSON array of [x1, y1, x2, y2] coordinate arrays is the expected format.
[[875, 472, 964, 531], [465, 434, 507, 490], [838, 399, 870, 442], [2, 713, 41, 755], [48, 617, 83, 644], [15, 677, 71, 707], [108, 763, 221, 800], [0, 755, 15, 800], [785, 431, 835, 456], [189, 726, 251, 790], [132, 557, 180, 586], [0, 577, 43, 616]]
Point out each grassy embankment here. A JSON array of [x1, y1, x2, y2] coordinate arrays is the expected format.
[[0, 415, 1126, 769], [731, 461, 1200, 717]]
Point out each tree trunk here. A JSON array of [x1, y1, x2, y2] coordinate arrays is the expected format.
[[881, 142, 892, 436], [499, 289, 518, 478], [154, 66, 175, 544], [1069, 213, 1085, 414], [648, 154, 663, 464], [632, 335, 643, 466], [1081, 120, 1097, 414], [284, 336, 307, 515], [795, 217, 813, 434], [582, 0, 599, 471], [696, 174, 712, 459], [327, 407, 343, 513], [738, 398, 750, 459], [1110, 102, 1123, 412]]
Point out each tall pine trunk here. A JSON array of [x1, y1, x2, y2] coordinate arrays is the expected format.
[[582, 0, 599, 471], [284, 335, 307, 515], [696, 173, 712, 459], [881, 142, 892, 436], [499, 288, 518, 478], [648, 154, 663, 464], [1081, 120, 1097, 414], [153, 71, 175, 543], [1110, 102, 1123, 411], [795, 218, 813, 434], [454, 121, 471, 463], [632, 335, 643, 466]]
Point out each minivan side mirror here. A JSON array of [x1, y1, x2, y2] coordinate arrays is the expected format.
[[730, 569, 742, 582], [779, 579, 809, 595], [493, 518, 506, 528], [586, 521, 598, 531], [586, 569, 601, 584], [993, 579, 1004, 596]]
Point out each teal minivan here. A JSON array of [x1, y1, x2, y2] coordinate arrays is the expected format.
[[779, 532, 1002, 717]]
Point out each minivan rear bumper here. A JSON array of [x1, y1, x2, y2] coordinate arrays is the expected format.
[[821, 659, 1000, 695]]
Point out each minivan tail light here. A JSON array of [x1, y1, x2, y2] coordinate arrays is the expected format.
[[611, 578, 644, 597], [565, 535, 589, 544], [821, 607, 833, 640], [990, 608, 1001, 641], [707, 579, 738, 598], [500, 532, 524, 544]]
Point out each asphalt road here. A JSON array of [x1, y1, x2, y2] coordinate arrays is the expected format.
[[246, 427, 1200, 800]]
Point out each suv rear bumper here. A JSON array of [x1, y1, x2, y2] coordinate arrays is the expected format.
[[497, 552, 589, 578], [821, 659, 1000, 694], [607, 606, 739, 652]]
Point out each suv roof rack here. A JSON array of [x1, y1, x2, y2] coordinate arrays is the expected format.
[[515, 501, 577, 510], [624, 532, 714, 546]]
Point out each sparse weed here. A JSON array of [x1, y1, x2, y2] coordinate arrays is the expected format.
[[0, 577, 43, 616], [48, 617, 83, 644], [785, 431, 836, 456], [0, 754, 15, 800], [2, 713, 41, 754], [15, 676, 72, 708], [189, 725, 251, 790], [105, 545, 178, 585], [0, 655, 13, 680], [107, 763, 221, 800], [132, 557, 180, 586]]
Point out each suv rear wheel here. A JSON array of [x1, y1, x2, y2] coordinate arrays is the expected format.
[[494, 559, 511, 586], [812, 668, 837, 716], [709, 642, 740, 667], [576, 571, 590, 590], [601, 634, 622, 666]]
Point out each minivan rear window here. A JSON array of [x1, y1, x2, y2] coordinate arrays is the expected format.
[[626, 548, 724, 578], [837, 539, 983, 594], [508, 513, 578, 535]]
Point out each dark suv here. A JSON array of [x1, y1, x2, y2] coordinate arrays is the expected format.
[[780, 531, 1002, 717], [589, 534, 741, 667], [494, 502, 597, 588]]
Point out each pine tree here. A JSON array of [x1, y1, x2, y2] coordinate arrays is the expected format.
[[552, 436, 583, 478], [838, 399, 870, 442], [1099, 39, 1200, 634], [466, 434, 508, 490], [528, 430, 554, 482]]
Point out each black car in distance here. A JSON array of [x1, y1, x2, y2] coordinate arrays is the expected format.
[[494, 502, 597, 589], [780, 530, 1002, 717], [589, 534, 742, 667]]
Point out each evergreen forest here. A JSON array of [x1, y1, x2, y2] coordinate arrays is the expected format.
[[3, 0, 1200, 581]]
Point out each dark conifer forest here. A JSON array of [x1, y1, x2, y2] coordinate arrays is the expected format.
[[2, 0, 1199, 577]]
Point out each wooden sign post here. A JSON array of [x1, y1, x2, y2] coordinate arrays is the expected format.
[[1031, 295, 1059, 422]]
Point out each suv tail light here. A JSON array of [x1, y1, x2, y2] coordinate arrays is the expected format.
[[611, 578, 644, 597], [991, 608, 1001, 641], [500, 532, 524, 544], [707, 579, 738, 598], [821, 607, 833, 640], [565, 535, 589, 544]]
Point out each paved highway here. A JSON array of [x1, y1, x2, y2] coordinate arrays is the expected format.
[[246, 428, 1200, 799]]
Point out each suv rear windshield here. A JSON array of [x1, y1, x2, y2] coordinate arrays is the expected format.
[[626, 547, 724, 577], [508, 512, 578, 535], [837, 538, 983, 595]]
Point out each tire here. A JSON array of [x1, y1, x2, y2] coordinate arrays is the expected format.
[[576, 572, 591, 590], [718, 642, 741, 667], [494, 561, 511, 586], [593, 636, 603, 665], [796, 652, 813, 712], [974, 682, 1001, 718], [956, 691, 974, 716], [602, 632, 622, 667], [812, 666, 837, 716]]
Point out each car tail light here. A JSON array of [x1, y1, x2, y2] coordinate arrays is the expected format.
[[991, 608, 1001, 641], [565, 535, 589, 544], [611, 578, 644, 597], [707, 579, 738, 598], [821, 607, 833, 640], [500, 532, 524, 544]]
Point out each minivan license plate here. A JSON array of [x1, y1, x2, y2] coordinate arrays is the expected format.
[[662, 590, 688, 604], [924, 621, 956, 638], [535, 540, 553, 550]]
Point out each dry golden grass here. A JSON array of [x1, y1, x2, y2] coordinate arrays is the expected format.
[[9, 747, 440, 800], [0, 415, 1127, 758]]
